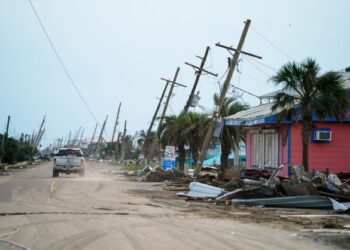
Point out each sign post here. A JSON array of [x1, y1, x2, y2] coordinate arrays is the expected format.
[[163, 145, 176, 171]]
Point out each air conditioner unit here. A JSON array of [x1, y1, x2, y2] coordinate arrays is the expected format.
[[314, 130, 331, 141]]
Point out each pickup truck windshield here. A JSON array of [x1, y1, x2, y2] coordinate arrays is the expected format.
[[57, 149, 82, 157]]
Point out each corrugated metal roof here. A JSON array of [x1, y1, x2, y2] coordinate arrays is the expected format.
[[259, 89, 298, 99], [225, 103, 279, 121]]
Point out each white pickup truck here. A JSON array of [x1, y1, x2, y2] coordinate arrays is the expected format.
[[53, 148, 85, 177]]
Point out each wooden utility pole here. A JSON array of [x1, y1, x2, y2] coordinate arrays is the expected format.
[[1, 115, 10, 150], [195, 19, 254, 176], [94, 115, 108, 157], [67, 131, 72, 147], [89, 123, 98, 155], [184, 46, 218, 113], [120, 120, 127, 162], [111, 102, 121, 143], [115, 132, 122, 160], [78, 128, 85, 147], [146, 67, 187, 164], [157, 68, 183, 139], [142, 80, 170, 157], [33, 116, 45, 148], [34, 128, 45, 149], [72, 127, 82, 147], [32, 116, 45, 154]]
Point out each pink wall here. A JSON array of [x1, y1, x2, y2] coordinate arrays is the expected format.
[[279, 125, 289, 176], [245, 130, 252, 169], [291, 123, 350, 173]]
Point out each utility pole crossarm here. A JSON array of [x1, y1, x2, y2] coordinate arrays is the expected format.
[[160, 78, 187, 88], [184, 62, 218, 77], [215, 42, 262, 60]]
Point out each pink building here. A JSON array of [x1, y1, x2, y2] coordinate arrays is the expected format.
[[225, 73, 350, 176]]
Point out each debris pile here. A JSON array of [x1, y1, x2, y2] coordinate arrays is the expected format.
[[175, 164, 350, 211], [144, 168, 186, 182], [125, 166, 189, 183]]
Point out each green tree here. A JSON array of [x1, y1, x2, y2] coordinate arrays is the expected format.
[[159, 112, 209, 170], [271, 58, 349, 171], [213, 93, 248, 169]]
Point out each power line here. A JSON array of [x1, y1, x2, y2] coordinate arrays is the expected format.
[[249, 57, 278, 72], [27, 1, 100, 126], [243, 54, 273, 78], [251, 25, 294, 61], [240, 72, 271, 86]]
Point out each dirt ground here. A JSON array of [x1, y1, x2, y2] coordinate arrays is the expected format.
[[0, 161, 349, 250], [127, 168, 350, 249]]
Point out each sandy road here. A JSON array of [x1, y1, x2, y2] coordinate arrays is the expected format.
[[0, 161, 337, 250]]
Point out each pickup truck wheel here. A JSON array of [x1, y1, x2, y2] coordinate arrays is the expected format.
[[79, 170, 85, 177], [53, 169, 59, 178]]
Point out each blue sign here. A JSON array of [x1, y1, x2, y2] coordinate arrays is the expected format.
[[163, 159, 176, 171]]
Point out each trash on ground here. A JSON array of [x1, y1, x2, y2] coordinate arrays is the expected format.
[[177, 182, 225, 198], [232, 196, 350, 212]]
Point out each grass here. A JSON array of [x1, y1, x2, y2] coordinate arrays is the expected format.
[[109, 160, 144, 171], [119, 164, 144, 171]]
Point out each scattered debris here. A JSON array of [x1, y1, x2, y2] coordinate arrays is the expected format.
[[145, 168, 186, 182], [232, 196, 350, 211], [177, 182, 225, 198]]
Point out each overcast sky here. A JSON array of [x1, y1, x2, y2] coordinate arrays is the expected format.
[[1, 0, 349, 146]]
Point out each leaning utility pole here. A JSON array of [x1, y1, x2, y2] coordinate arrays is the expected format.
[[34, 116, 45, 147], [115, 132, 122, 160], [78, 128, 85, 147], [146, 67, 187, 164], [67, 131, 72, 147], [72, 127, 82, 147], [141, 80, 170, 157], [32, 115, 46, 153], [1, 115, 10, 150], [195, 19, 257, 176], [111, 102, 122, 143], [94, 115, 108, 157], [183, 46, 218, 113], [157, 68, 184, 139], [34, 128, 45, 149], [89, 123, 98, 155], [120, 120, 127, 162]]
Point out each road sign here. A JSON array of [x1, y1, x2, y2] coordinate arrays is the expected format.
[[164, 146, 176, 160], [163, 146, 176, 171]]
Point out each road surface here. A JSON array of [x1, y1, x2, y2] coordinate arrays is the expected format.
[[0, 161, 336, 250]]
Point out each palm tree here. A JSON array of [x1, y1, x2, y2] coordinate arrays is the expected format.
[[214, 94, 248, 169], [159, 112, 209, 170], [182, 112, 210, 167], [271, 58, 349, 171]]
